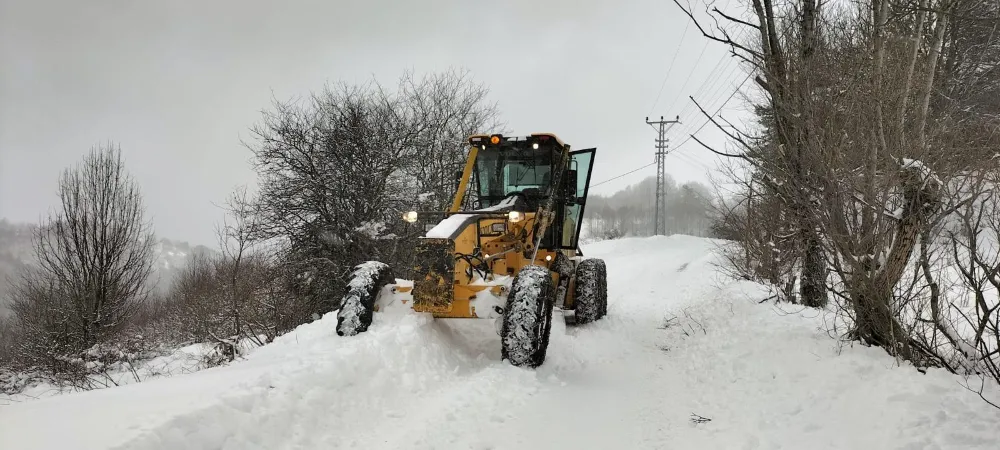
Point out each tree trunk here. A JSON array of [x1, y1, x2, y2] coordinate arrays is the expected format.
[[801, 227, 827, 307], [852, 164, 942, 362]]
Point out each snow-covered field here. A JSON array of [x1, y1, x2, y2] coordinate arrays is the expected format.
[[1, 235, 997, 449]]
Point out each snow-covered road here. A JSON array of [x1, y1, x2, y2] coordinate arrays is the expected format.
[[2, 235, 998, 449]]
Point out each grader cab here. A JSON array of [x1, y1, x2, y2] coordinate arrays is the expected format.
[[334, 133, 607, 368]]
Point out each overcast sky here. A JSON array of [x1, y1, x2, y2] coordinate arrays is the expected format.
[[0, 0, 751, 246]]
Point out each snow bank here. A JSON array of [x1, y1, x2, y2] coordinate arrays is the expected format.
[[1, 342, 222, 404], [1, 234, 996, 450]]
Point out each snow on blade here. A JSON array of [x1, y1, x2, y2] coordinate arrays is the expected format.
[[424, 196, 519, 239], [1, 235, 997, 450], [423, 213, 469, 239]]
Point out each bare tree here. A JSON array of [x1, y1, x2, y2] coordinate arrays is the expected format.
[[942, 170, 1000, 393], [201, 186, 260, 359], [675, 0, 999, 371], [709, 162, 799, 300], [149, 192, 292, 362], [11, 144, 155, 356], [398, 69, 505, 212], [4, 144, 154, 385], [243, 69, 501, 318]]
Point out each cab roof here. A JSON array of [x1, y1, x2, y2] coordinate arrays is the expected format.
[[467, 133, 569, 149]]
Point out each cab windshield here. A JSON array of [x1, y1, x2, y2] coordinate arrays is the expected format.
[[473, 146, 555, 209]]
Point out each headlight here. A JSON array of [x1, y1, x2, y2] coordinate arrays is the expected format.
[[403, 211, 418, 223], [508, 211, 524, 223]]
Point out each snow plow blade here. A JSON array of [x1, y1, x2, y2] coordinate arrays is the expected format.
[[412, 237, 455, 314]]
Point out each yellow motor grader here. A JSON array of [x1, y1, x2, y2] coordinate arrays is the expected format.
[[335, 133, 607, 368]]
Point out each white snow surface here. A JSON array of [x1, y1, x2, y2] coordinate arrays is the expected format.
[[2, 235, 999, 449]]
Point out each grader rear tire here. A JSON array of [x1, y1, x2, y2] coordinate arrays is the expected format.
[[501, 265, 555, 368], [336, 261, 395, 337], [573, 258, 607, 324]]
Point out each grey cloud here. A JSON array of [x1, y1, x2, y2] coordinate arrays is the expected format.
[[1, 0, 744, 246]]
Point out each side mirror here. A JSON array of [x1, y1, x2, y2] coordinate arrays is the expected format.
[[454, 170, 463, 190], [564, 169, 578, 205]]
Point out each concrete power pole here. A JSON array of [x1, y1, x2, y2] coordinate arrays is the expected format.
[[645, 115, 680, 236]]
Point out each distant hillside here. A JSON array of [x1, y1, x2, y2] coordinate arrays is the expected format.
[[0, 220, 37, 317], [0, 219, 216, 317], [150, 237, 218, 290]]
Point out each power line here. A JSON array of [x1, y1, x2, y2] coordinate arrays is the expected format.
[[673, 73, 752, 150], [587, 70, 745, 196], [590, 162, 657, 189], [663, 39, 710, 115], [649, 20, 691, 116], [678, 55, 742, 120], [670, 62, 735, 139], [670, 148, 713, 171], [668, 26, 750, 130], [671, 64, 743, 140], [655, 71, 752, 183], [589, 76, 749, 197], [662, 0, 740, 120]]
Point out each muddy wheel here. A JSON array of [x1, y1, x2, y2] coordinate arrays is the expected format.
[[336, 261, 395, 337], [501, 265, 555, 368], [573, 258, 607, 324]]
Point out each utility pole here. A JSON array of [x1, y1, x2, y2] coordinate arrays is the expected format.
[[645, 115, 680, 236]]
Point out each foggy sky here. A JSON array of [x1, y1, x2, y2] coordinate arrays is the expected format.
[[0, 0, 750, 247]]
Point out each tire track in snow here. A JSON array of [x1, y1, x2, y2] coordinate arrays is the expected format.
[[109, 236, 717, 450], [112, 314, 511, 450]]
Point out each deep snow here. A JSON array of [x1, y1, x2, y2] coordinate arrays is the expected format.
[[1, 235, 998, 449]]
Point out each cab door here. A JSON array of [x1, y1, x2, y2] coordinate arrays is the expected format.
[[560, 148, 596, 251]]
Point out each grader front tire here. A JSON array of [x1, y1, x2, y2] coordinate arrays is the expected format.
[[572, 258, 608, 324], [336, 261, 395, 337], [501, 265, 555, 368]]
